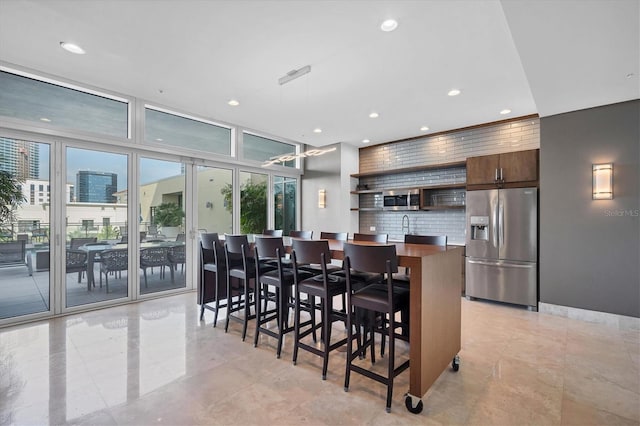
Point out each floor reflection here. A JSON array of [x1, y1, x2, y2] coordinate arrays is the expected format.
[[0, 300, 189, 425], [1, 293, 638, 425]]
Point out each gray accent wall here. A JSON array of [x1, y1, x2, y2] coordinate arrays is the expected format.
[[540, 100, 640, 317]]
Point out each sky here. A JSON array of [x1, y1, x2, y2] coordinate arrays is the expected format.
[[41, 146, 183, 190]]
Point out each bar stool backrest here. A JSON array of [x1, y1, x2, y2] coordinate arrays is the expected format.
[[200, 233, 220, 250], [291, 238, 332, 266], [224, 234, 250, 271], [319, 232, 348, 241], [289, 230, 313, 239], [404, 234, 447, 246], [254, 236, 285, 259], [343, 242, 398, 275], [224, 234, 250, 257], [353, 233, 388, 243]]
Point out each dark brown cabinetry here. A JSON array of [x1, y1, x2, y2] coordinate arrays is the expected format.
[[466, 149, 538, 190]]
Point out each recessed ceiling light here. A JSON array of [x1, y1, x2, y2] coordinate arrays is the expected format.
[[448, 89, 461, 97], [500, 109, 511, 115], [380, 19, 398, 32], [40, 117, 51, 122], [60, 42, 85, 55], [420, 126, 429, 131], [626, 73, 634, 78], [369, 112, 379, 118], [228, 99, 239, 106], [362, 139, 370, 144], [313, 128, 322, 133], [156, 138, 163, 142]]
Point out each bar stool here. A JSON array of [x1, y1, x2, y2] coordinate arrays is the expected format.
[[330, 233, 389, 325], [200, 233, 227, 326], [389, 234, 448, 349], [224, 234, 275, 341], [331, 232, 388, 283], [343, 242, 410, 413], [253, 236, 313, 357], [393, 234, 448, 284], [291, 238, 349, 380]]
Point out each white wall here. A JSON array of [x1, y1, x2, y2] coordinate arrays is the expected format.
[[301, 143, 359, 237]]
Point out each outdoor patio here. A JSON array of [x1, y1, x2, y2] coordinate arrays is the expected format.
[[0, 252, 186, 320]]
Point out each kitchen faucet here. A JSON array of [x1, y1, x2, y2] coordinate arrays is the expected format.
[[401, 214, 410, 235]]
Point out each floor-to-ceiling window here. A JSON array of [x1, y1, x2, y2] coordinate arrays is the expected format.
[[139, 157, 186, 294], [242, 132, 299, 234], [0, 68, 302, 326], [196, 166, 233, 234], [274, 176, 297, 235], [237, 171, 268, 234], [65, 147, 129, 307], [0, 138, 51, 320]]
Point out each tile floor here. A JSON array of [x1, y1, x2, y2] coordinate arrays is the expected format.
[[0, 293, 638, 425]]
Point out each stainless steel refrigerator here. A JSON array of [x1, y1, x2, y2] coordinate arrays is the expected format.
[[465, 187, 538, 310]]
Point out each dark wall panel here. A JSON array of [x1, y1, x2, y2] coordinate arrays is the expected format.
[[540, 100, 639, 317]]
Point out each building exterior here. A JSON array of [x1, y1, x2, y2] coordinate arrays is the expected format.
[[0, 137, 39, 180], [75, 170, 117, 203], [19, 178, 73, 206]]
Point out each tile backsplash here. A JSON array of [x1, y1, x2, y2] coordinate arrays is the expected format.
[[359, 117, 539, 173], [356, 117, 540, 245]]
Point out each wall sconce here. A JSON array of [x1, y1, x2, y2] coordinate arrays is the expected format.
[[318, 189, 326, 208], [592, 163, 613, 200]]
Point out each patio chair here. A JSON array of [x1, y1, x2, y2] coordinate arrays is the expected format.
[[66, 249, 88, 284], [168, 245, 186, 282], [0, 240, 28, 275], [140, 247, 170, 288], [99, 249, 128, 293]]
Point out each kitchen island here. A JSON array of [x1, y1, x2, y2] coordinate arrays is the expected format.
[[327, 240, 463, 412]]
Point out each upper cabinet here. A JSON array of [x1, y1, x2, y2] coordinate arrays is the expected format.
[[466, 149, 539, 190]]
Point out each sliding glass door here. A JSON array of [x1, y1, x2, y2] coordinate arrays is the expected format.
[[274, 176, 297, 235], [196, 165, 233, 234], [238, 171, 268, 234], [64, 147, 129, 307], [0, 137, 51, 320], [139, 157, 186, 294]]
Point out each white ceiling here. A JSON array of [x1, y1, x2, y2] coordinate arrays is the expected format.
[[0, 0, 638, 148]]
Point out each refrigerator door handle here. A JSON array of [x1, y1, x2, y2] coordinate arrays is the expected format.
[[492, 196, 499, 248], [494, 168, 499, 183], [498, 199, 504, 247], [467, 259, 535, 269]]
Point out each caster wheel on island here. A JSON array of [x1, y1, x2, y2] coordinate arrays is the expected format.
[[452, 355, 460, 372], [404, 394, 424, 414]]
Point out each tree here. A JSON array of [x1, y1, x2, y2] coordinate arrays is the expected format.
[[153, 203, 185, 227], [0, 170, 25, 240], [221, 181, 267, 234]]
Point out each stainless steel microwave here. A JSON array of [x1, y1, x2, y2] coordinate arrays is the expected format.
[[382, 189, 421, 210]]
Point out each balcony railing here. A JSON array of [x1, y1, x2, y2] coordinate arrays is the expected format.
[[0, 222, 163, 244]]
